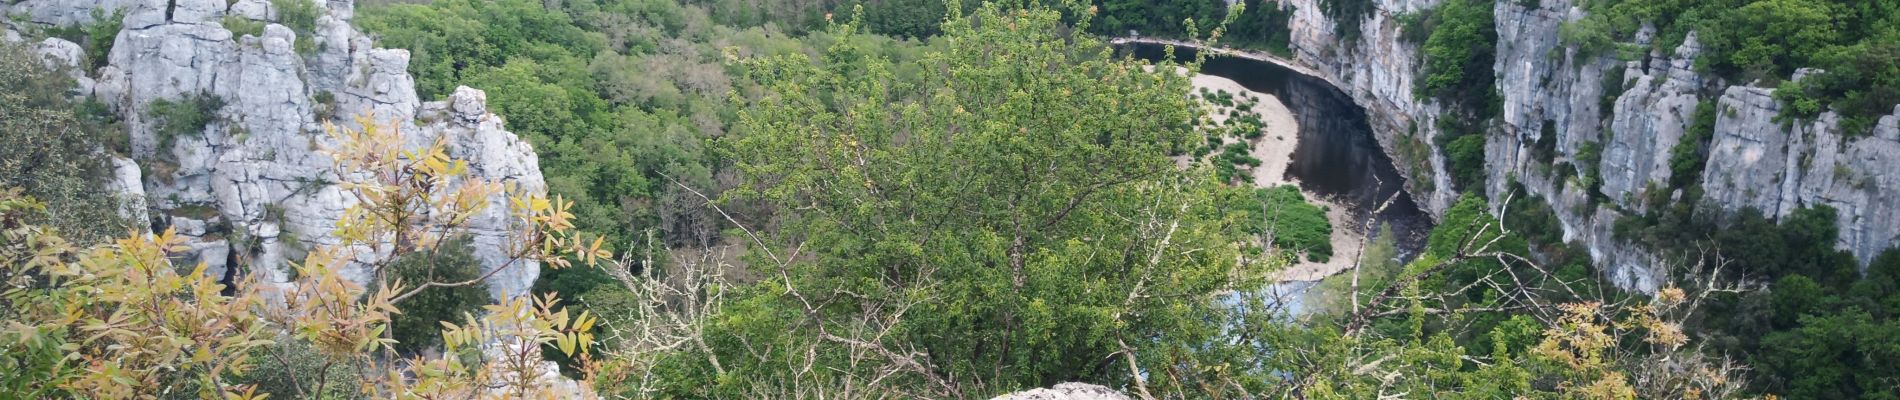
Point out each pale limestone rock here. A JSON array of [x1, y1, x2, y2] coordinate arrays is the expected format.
[[170, 0, 227, 25], [121, 0, 173, 30], [34, 37, 83, 69], [1599, 32, 1701, 211], [33, 37, 97, 94], [1283, 0, 1452, 213], [107, 22, 237, 156], [2, 0, 139, 26], [415, 87, 547, 299], [1705, 87, 1900, 268], [108, 157, 151, 229], [1702, 86, 1786, 215], [993, 383, 1132, 400], [87, 0, 548, 297], [229, 0, 275, 21]]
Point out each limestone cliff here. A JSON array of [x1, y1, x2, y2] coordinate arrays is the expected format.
[[1277, 0, 1900, 291], [3, 0, 546, 300]]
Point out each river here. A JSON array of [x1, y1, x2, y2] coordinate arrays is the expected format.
[[1120, 42, 1434, 281]]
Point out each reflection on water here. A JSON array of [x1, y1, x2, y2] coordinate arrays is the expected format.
[[1121, 43, 1432, 263]]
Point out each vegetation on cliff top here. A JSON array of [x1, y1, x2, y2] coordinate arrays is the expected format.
[[1565, 0, 1900, 134]]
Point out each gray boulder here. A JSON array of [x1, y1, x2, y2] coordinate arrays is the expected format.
[[993, 383, 1133, 400]]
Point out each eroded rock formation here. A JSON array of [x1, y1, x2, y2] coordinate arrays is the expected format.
[[3, 0, 545, 300], [1271, 0, 1900, 291]]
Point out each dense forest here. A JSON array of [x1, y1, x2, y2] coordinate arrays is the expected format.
[[3, 0, 1900, 398]]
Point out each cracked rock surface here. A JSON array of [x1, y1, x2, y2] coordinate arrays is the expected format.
[[8, 0, 547, 300], [1274, 0, 1900, 290], [993, 383, 1132, 400]]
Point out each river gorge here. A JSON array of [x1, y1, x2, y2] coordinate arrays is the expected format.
[[1124, 42, 1434, 273]]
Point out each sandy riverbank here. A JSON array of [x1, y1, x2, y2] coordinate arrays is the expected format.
[[1183, 72, 1367, 283]]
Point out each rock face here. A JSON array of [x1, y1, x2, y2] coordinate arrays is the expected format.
[[8, 0, 546, 300], [1282, 0, 1454, 213], [992, 383, 1133, 400], [1482, 0, 1682, 291], [1703, 90, 1900, 267], [1, 0, 141, 26], [1280, 0, 1900, 290]]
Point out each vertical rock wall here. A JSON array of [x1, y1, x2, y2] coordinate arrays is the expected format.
[[1283, 0, 1900, 291], [1703, 89, 1900, 267], [1281, 0, 1455, 213]]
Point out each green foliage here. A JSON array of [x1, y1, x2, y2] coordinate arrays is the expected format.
[[1255, 186, 1334, 262], [0, 43, 131, 244], [240, 339, 368, 399], [862, 0, 946, 38], [1444, 133, 1487, 192], [272, 0, 321, 54], [1303, 223, 1400, 316], [1417, 0, 1498, 118], [1599, 64, 1628, 111], [223, 15, 267, 38], [1774, 36, 1900, 134], [1318, 0, 1375, 43], [1214, 141, 1261, 184], [44, 10, 125, 71], [1558, 9, 1616, 58], [1701, 0, 1836, 78], [1091, 0, 1225, 38], [1613, 182, 1900, 398], [1572, 140, 1602, 195], [1668, 98, 1716, 188], [1394, 9, 1435, 45], [385, 236, 492, 354], [1744, 248, 1900, 398], [1415, 0, 1499, 193], [698, 4, 1246, 395], [145, 93, 226, 152], [1226, 0, 1296, 56], [358, 0, 604, 100], [1501, 182, 1564, 248], [1530, 120, 1558, 164], [1572, 0, 1900, 133]]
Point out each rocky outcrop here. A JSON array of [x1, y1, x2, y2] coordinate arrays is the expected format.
[[1280, 0, 1900, 288], [12, 0, 547, 300], [1, 0, 139, 26], [1482, 0, 1688, 291], [992, 383, 1132, 400], [1704, 88, 1900, 267]]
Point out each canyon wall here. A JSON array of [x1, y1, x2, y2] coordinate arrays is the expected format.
[[3, 0, 546, 300], [1275, 0, 1900, 291]]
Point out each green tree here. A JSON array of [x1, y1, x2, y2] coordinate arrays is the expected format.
[[692, 3, 1253, 396], [1417, 0, 1498, 116], [0, 43, 130, 244], [1700, 0, 1836, 78]]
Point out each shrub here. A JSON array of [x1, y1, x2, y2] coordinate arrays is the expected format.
[[0, 43, 130, 243], [1417, 0, 1498, 118], [1668, 99, 1716, 188], [1573, 140, 1602, 196], [145, 94, 226, 152], [45, 10, 125, 71], [1445, 133, 1487, 192], [242, 339, 368, 399], [222, 15, 267, 38], [1257, 186, 1334, 263], [385, 235, 492, 354], [272, 0, 321, 54]]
